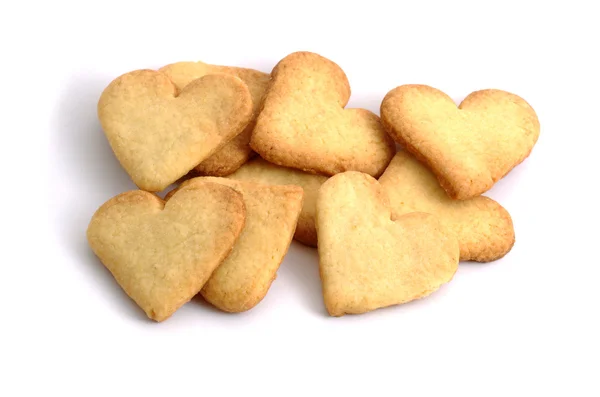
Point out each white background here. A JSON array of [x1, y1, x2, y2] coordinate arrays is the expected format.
[[1, 1, 599, 396]]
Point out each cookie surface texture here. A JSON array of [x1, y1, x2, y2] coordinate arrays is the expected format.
[[86, 183, 246, 321], [380, 85, 540, 199], [227, 157, 327, 247], [98, 70, 253, 191], [379, 152, 515, 262], [168, 177, 303, 312], [160, 62, 270, 176], [251, 51, 395, 177], [316, 171, 459, 316]]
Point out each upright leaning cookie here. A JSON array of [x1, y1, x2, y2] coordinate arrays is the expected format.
[[160, 62, 270, 176], [87, 182, 246, 321], [98, 70, 253, 191], [227, 157, 327, 247], [379, 151, 515, 262], [251, 51, 395, 177], [166, 177, 303, 313], [317, 171, 459, 316], [380, 85, 540, 199]]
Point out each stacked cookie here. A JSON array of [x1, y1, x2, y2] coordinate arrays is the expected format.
[[87, 51, 540, 321]]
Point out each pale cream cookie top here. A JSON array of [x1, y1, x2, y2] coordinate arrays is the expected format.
[[317, 171, 459, 316], [98, 70, 253, 191], [227, 157, 327, 247], [86, 182, 246, 321], [160, 62, 271, 176], [379, 151, 515, 262], [167, 177, 303, 312], [251, 51, 395, 177], [380, 85, 540, 199]]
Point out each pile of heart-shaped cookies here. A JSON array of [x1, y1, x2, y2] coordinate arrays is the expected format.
[[87, 51, 540, 321]]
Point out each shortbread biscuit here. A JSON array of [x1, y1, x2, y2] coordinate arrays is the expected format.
[[251, 51, 395, 177], [380, 85, 540, 199], [160, 62, 270, 176], [227, 157, 327, 247], [379, 152, 515, 262], [86, 183, 246, 321], [98, 70, 253, 191], [167, 177, 303, 312], [317, 171, 459, 316]]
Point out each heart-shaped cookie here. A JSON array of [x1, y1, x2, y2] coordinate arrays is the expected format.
[[380, 85, 540, 199], [317, 171, 459, 316], [167, 177, 303, 312], [227, 157, 327, 247], [159, 62, 271, 176], [251, 51, 395, 177], [379, 151, 515, 262], [98, 70, 253, 191], [86, 182, 246, 321]]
